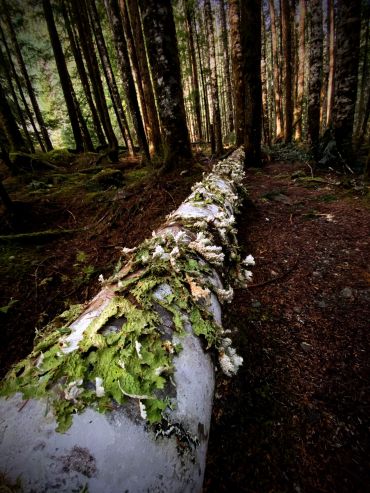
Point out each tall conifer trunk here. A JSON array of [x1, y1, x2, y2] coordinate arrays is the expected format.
[[268, 0, 283, 140], [281, 0, 293, 143], [220, 0, 234, 134], [229, 0, 244, 146], [333, 0, 361, 160], [0, 79, 26, 152], [294, 0, 306, 141], [139, 0, 191, 168], [326, 0, 335, 128], [307, 0, 323, 152]]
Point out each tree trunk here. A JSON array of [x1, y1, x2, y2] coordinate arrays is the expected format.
[[307, 0, 323, 152], [229, 0, 244, 145], [220, 0, 234, 134], [43, 0, 87, 153], [104, 0, 150, 161], [2, 4, 53, 151], [0, 46, 34, 153], [0, 79, 26, 152], [139, 0, 192, 167], [184, 0, 203, 142], [281, 0, 293, 143], [125, 0, 162, 155], [326, 0, 335, 128], [0, 23, 45, 151], [204, 0, 223, 155], [355, 13, 369, 144], [268, 0, 283, 140], [89, 0, 134, 154], [194, 16, 211, 143], [240, 0, 262, 166], [62, 0, 106, 148], [261, 11, 270, 146], [0, 147, 249, 493], [333, 0, 361, 160], [294, 0, 306, 141]]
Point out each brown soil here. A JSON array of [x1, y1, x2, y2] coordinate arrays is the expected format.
[[204, 161, 370, 493], [1, 153, 369, 492]]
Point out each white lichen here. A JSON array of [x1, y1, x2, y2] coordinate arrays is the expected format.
[[135, 340, 142, 359], [139, 400, 147, 420], [216, 286, 234, 304], [64, 379, 83, 401], [95, 377, 105, 397]]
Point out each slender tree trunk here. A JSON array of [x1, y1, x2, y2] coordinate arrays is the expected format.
[[0, 46, 34, 153], [184, 0, 203, 142], [294, 0, 306, 141], [261, 12, 270, 146], [104, 0, 150, 160], [358, 92, 370, 149], [355, 15, 369, 142], [281, 0, 293, 143], [220, 0, 234, 134], [0, 79, 26, 152], [326, 0, 335, 128], [307, 0, 323, 151], [0, 179, 13, 212], [268, 0, 283, 140], [125, 0, 162, 154], [62, 0, 106, 147], [194, 18, 211, 143], [89, 0, 134, 154], [240, 0, 262, 166], [0, 23, 45, 151], [204, 0, 223, 155], [72, 0, 118, 154], [2, 4, 53, 151], [333, 0, 361, 160], [139, 0, 191, 167], [228, 0, 244, 146], [43, 0, 87, 152]]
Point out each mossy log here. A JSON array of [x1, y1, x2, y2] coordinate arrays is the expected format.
[[0, 148, 254, 492]]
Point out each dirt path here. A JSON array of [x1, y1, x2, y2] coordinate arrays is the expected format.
[[205, 161, 370, 492]]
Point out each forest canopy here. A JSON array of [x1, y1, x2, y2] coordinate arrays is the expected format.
[[0, 0, 368, 173]]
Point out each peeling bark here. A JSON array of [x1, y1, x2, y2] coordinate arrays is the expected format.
[[0, 148, 251, 492]]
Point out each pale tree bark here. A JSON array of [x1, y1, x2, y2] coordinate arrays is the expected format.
[[0, 147, 249, 493], [229, 0, 244, 146], [333, 0, 361, 160], [204, 0, 223, 155], [104, 0, 150, 161], [268, 0, 283, 140], [184, 0, 203, 142], [125, 0, 162, 155], [307, 0, 323, 151], [194, 17, 211, 142], [2, 3, 53, 151], [326, 0, 335, 128], [240, 0, 262, 166], [281, 0, 293, 143], [220, 0, 234, 134], [139, 0, 191, 168], [261, 10, 270, 145], [89, 0, 134, 154], [294, 0, 306, 141]]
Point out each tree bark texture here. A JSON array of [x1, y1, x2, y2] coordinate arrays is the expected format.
[[333, 0, 361, 160], [240, 0, 262, 166], [0, 148, 250, 493], [268, 0, 283, 140], [229, 0, 245, 146], [281, 0, 293, 143], [43, 0, 88, 153], [125, 0, 162, 155], [220, 0, 234, 134], [294, 0, 306, 141], [307, 0, 323, 149], [104, 0, 150, 160], [89, 0, 134, 154], [204, 0, 223, 155], [139, 0, 191, 167], [184, 0, 203, 141], [0, 78, 26, 152], [326, 0, 335, 128], [2, 4, 53, 151]]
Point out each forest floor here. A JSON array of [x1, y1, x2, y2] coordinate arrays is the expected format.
[[1, 148, 369, 492]]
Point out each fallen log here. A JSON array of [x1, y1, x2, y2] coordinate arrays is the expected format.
[[0, 147, 254, 492]]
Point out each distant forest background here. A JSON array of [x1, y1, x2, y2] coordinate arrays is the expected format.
[[0, 0, 369, 172]]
